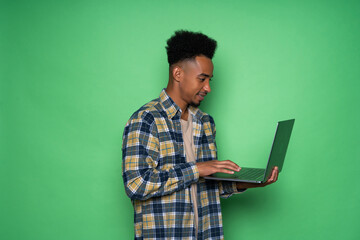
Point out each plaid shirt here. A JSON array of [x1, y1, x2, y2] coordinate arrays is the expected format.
[[122, 89, 244, 239]]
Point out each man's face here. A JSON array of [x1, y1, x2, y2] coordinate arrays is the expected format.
[[180, 55, 214, 107]]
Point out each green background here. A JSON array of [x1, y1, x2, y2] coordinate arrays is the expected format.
[[1, 0, 359, 239]]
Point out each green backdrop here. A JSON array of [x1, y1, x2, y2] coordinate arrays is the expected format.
[[1, 0, 359, 239]]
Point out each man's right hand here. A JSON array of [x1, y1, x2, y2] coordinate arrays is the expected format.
[[196, 160, 241, 177]]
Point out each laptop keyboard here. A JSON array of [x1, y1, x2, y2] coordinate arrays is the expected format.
[[235, 167, 265, 181]]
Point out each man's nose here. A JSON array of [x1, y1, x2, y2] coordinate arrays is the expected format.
[[204, 79, 211, 93]]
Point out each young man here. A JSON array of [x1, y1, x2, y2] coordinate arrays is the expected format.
[[122, 30, 279, 239]]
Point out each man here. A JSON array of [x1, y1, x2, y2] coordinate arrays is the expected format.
[[122, 30, 279, 239]]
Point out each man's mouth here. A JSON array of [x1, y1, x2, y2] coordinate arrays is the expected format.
[[197, 92, 207, 101]]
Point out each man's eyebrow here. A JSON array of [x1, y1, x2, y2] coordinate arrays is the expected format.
[[198, 73, 214, 78]]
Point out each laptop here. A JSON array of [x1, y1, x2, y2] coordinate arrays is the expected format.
[[203, 119, 295, 183]]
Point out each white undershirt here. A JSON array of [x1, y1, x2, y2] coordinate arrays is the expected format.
[[180, 113, 199, 234]]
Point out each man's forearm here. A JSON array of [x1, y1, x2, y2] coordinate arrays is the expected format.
[[123, 161, 199, 200]]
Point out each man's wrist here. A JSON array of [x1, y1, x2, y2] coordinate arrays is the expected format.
[[236, 182, 249, 191]]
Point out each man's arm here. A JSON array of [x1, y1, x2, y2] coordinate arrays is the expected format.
[[122, 111, 199, 201]]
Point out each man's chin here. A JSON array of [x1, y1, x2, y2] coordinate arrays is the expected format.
[[190, 102, 201, 108]]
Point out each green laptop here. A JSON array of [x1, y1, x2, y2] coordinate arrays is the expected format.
[[203, 119, 295, 183]]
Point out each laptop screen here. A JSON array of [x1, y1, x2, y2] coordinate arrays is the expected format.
[[263, 119, 295, 181]]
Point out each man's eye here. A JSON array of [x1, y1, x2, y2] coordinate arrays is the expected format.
[[199, 78, 206, 81]]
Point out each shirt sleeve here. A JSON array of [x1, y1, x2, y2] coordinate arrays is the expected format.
[[122, 111, 199, 201], [218, 181, 247, 199]]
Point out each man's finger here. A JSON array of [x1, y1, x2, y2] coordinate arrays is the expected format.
[[216, 161, 241, 171], [266, 169, 276, 184], [273, 167, 279, 182], [274, 169, 279, 182], [216, 168, 235, 174], [214, 165, 239, 173], [269, 168, 278, 184], [218, 160, 240, 168]]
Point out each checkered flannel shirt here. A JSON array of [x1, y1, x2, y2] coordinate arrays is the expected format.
[[122, 89, 244, 239]]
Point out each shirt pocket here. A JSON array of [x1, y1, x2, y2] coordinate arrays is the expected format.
[[197, 133, 217, 161]]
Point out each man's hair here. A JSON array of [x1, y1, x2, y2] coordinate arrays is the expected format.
[[165, 30, 217, 66]]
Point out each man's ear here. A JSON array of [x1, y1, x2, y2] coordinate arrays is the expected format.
[[172, 65, 184, 82]]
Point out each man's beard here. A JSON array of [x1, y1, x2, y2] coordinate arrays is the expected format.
[[190, 101, 200, 108]]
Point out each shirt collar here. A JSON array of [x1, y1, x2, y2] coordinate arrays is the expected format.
[[159, 88, 205, 120]]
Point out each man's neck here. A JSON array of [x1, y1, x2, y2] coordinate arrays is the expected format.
[[165, 87, 189, 119], [181, 108, 189, 121]]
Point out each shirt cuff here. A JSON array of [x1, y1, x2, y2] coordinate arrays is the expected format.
[[179, 162, 199, 188], [219, 181, 247, 199], [231, 181, 247, 193]]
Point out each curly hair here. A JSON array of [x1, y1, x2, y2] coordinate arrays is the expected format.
[[165, 30, 217, 65]]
